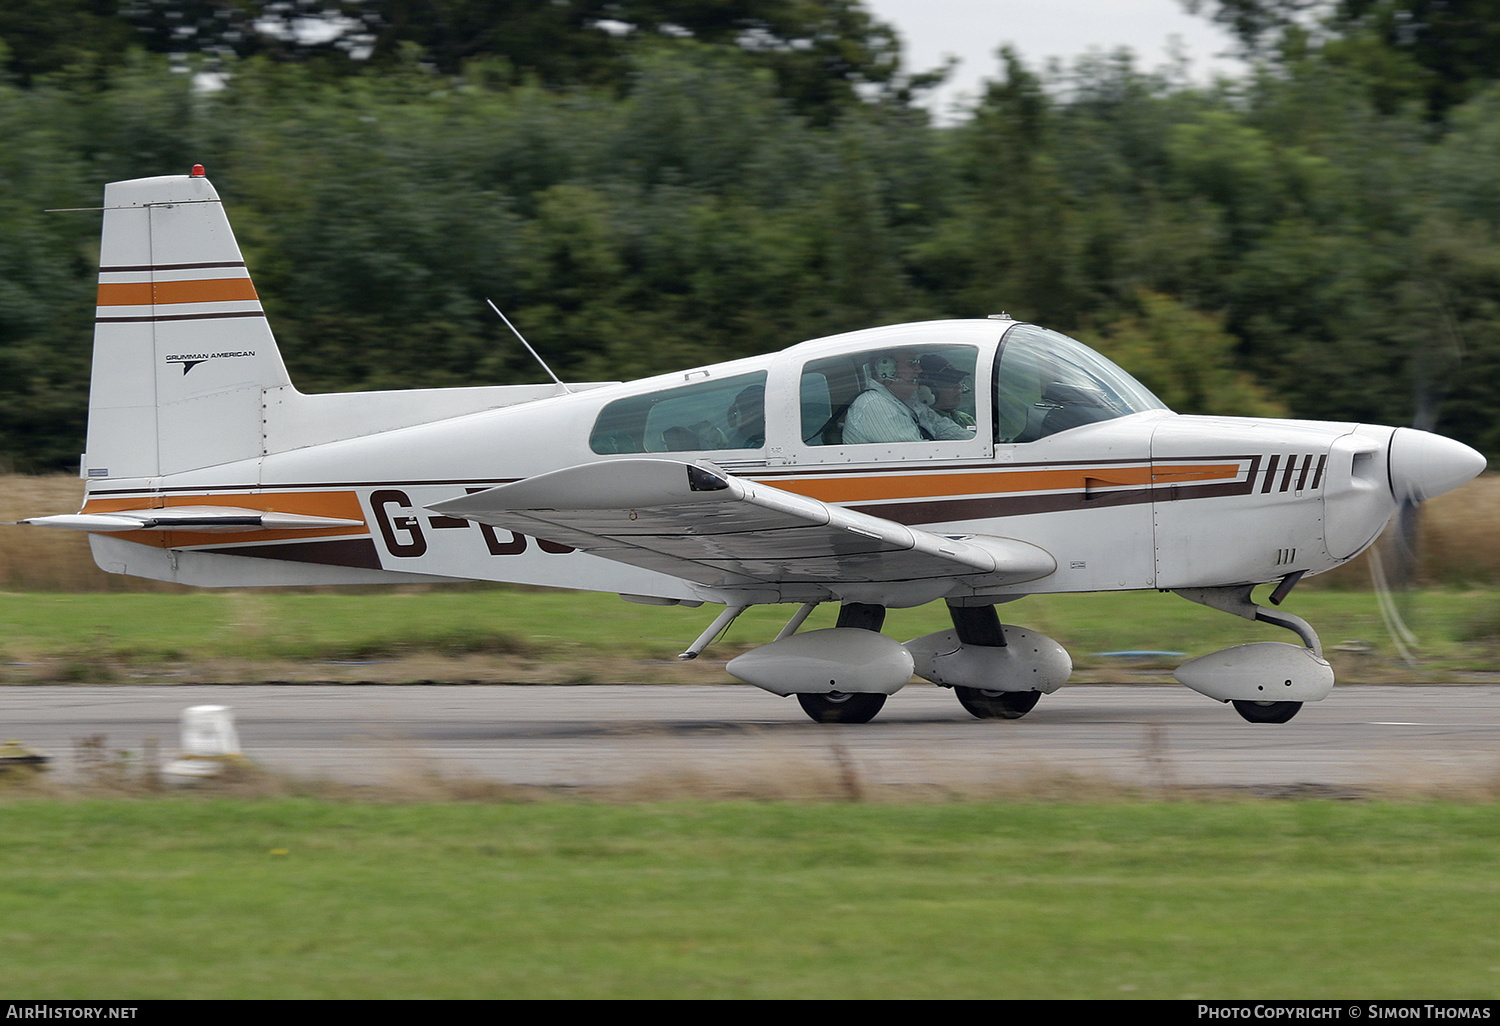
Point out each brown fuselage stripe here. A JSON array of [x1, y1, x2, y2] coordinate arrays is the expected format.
[[848, 477, 1260, 526], [198, 538, 383, 570], [1261, 454, 1280, 493]]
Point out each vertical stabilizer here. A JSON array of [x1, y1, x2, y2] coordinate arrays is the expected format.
[[86, 170, 291, 480]]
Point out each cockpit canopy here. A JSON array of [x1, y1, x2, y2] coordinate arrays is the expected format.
[[587, 320, 1166, 456]]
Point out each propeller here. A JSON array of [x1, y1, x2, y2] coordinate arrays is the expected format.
[[1386, 428, 1486, 506], [1371, 427, 1487, 663]]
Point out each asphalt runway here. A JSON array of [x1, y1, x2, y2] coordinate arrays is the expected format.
[[4, 682, 1500, 792]]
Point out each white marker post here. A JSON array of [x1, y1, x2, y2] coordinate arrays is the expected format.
[[162, 705, 244, 783]]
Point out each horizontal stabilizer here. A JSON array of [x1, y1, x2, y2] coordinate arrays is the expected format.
[[427, 459, 1055, 592], [20, 506, 364, 533]]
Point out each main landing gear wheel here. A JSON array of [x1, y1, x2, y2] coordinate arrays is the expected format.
[[1231, 700, 1303, 724], [954, 687, 1041, 720], [796, 692, 887, 724]]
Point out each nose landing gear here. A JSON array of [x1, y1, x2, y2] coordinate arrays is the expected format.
[[1173, 586, 1334, 724]]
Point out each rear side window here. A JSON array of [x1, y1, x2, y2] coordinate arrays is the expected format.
[[590, 372, 767, 454]]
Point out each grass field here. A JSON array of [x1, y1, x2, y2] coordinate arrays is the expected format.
[[1, 797, 1497, 999]]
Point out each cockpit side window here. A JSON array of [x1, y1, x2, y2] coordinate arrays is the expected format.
[[590, 371, 768, 454], [801, 345, 979, 446], [994, 324, 1166, 443]]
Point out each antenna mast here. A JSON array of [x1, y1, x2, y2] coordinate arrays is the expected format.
[[486, 299, 572, 394]]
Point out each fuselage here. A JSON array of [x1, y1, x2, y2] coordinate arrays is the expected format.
[[80, 317, 1440, 608]]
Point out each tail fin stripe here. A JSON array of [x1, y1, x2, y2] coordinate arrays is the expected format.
[[96, 310, 267, 324], [97, 278, 259, 306], [100, 260, 246, 273]]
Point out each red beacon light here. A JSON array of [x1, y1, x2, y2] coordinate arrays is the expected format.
[[190, 164, 206, 177]]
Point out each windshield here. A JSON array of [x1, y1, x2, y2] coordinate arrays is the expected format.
[[994, 324, 1166, 442]]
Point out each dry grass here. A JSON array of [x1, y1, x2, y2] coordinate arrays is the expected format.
[[1313, 473, 1500, 588], [0, 650, 752, 687], [0, 475, 180, 592], [1416, 473, 1500, 585]]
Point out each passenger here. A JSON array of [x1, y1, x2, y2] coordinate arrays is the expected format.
[[843, 349, 971, 444], [726, 384, 766, 448], [919, 356, 977, 430]]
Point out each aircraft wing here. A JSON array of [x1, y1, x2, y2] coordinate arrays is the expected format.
[[426, 459, 1055, 590]]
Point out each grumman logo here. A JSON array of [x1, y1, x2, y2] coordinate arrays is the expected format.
[[165, 351, 256, 374]]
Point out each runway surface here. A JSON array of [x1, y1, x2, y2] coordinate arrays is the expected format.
[[4, 682, 1500, 792]]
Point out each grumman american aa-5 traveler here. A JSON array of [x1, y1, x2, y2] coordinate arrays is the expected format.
[[18, 169, 1488, 724]]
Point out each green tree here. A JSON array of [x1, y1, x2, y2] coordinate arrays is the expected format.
[[0, 0, 139, 84], [115, 0, 911, 121], [1083, 291, 1285, 417], [1188, 1, 1500, 118]]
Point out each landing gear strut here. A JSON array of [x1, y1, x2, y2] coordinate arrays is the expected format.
[[948, 603, 1042, 720]]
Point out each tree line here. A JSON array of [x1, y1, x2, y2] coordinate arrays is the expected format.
[[2, 1, 1500, 471]]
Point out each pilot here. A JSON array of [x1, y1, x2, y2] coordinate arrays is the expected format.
[[726, 384, 766, 448], [843, 349, 971, 445], [919, 356, 976, 429]]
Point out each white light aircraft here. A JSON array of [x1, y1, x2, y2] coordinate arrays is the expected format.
[[19, 169, 1488, 724]]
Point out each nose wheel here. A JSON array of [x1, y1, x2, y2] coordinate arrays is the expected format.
[[1174, 587, 1329, 723], [1231, 700, 1302, 724]]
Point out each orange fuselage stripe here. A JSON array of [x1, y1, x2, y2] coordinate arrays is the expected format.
[[97, 278, 259, 307], [777, 464, 1239, 503]]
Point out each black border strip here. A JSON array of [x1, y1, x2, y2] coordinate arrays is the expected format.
[[98, 261, 247, 273], [95, 311, 267, 323]]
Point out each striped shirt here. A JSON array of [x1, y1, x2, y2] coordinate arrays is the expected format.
[[843, 383, 972, 444]]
